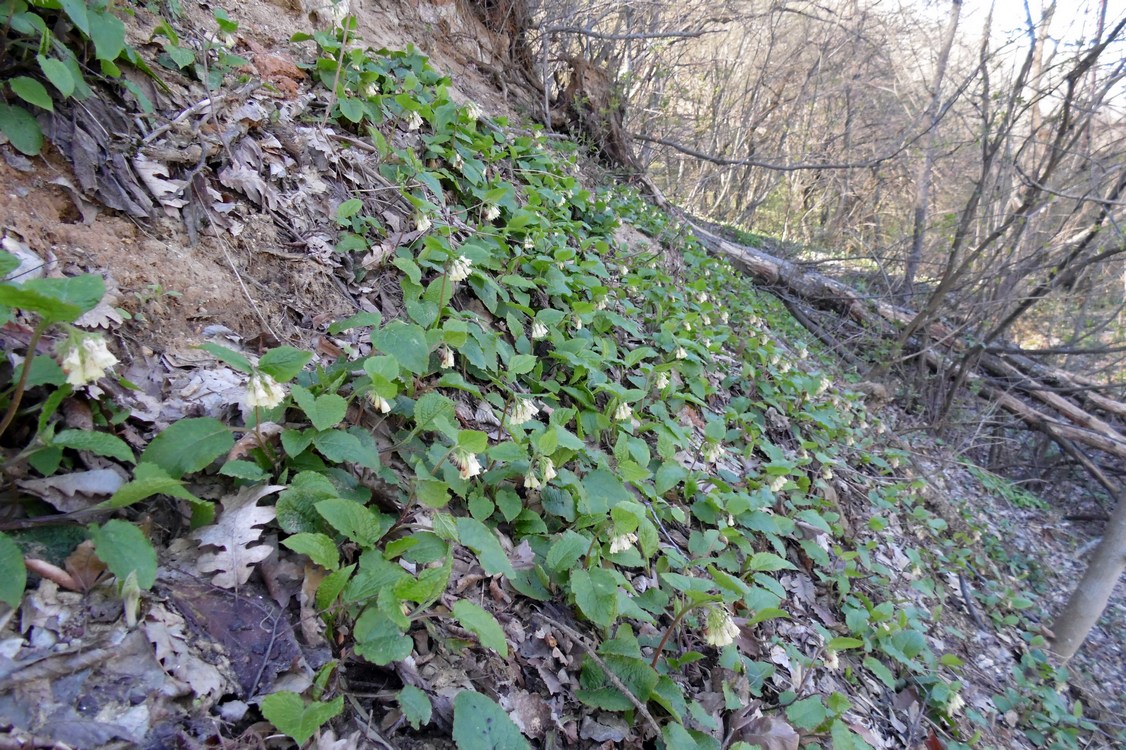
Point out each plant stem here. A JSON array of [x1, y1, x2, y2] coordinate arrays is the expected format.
[[650, 601, 704, 669], [0, 320, 49, 441]]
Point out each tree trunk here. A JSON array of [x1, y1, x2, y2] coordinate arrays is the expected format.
[[901, 0, 962, 301], [1050, 491, 1126, 661]]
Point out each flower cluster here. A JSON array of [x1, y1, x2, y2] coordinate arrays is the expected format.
[[59, 335, 118, 387], [439, 346, 455, 369], [524, 456, 557, 490], [482, 203, 500, 222], [448, 255, 472, 282], [702, 442, 724, 464], [507, 397, 538, 427], [613, 402, 632, 421], [609, 532, 638, 554], [369, 391, 393, 413], [530, 320, 548, 340], [454, 448, 482, 480], [406, 110, 423, 130], [246, 372, 285, 409], [704, 605, 740, 647], [654, 371, 670, 390]]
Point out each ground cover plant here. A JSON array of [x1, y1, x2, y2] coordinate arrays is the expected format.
[[0, 5, 1119, 749]]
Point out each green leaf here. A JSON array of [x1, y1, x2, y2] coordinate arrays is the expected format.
[[0, 102, 44, 155], [38, 55, 76, 97], [457, 430, 488, 453], [219, 460, 268, 481], [786, 695, 830, 731], [282, 532, 340, 570], [197, 342, 253, 373], [507, 353, 537, 376], [316, 498, 392, 547], [545, 531, 589, 572], [51, 429, 134, 463], [451, 600, 508, 656], [88, 11, 127, 62], [58, 0, 91, 34], [9, 77, 53, 111], [89, 519, 157, 590], [260, 692, 344, 746], [455, 517, 515, 578], [452, 691, 531, 750], [258, 346, 312, 381], [416, 478, 451, 508], [353, 606, 413, 665], [25, 274, 105, 319], [291, 385, 347, 431], [398, 685, 433, 730], [104, 462, 202, 509], [413, 391, 457, 436], [747, 552, 795, 572], [581, 469, 631, 514], [373, 321, 430, 374], [316, 564, 354, 610], [328, 311, 381, 334], [0, 533, 27, 608], [827, 637, 865, 651], [831, 719, 874, 750], [571, 567, 618, 628], [140, 417, 234, 478]]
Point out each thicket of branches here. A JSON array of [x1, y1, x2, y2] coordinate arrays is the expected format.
[[514, 0, 1126, 660], [524, 0, 1125, 392]]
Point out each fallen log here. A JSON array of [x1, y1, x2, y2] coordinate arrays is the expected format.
[[671, 205, 1126, 463]]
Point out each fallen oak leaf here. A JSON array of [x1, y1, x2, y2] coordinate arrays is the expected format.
[[193, 484, 283, 589]]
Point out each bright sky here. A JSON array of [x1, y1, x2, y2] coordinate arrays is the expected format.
[[958, 0, 1125, 43]]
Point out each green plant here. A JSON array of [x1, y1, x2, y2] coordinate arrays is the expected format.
[[0, 0, 160, 154]]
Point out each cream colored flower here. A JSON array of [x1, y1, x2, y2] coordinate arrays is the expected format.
[[654, 371, 670, 390], [704, 605, 739, 647], [448, 255, 472, 282], [573, 315, 583, 330], [508, 397, 538, 426], [415, 212, 432, 233], [452, 152, 464, 170], [609, 532, 638, 554], [719, 311, 729, 323], [454, 448, 482, 480], [825, 649, 840, 671], [524, 468, 541, 490], [684, 321, 692, 332], [60, 335, 118, 387], [483, 204, 500, 222], [465, 101, 482, 121], [246, 372, 285, 409], [530, 320, 548, 340], [613, 402, 632, 421], [946, 693, 965, 716], [820, 465, 834, 481], [703, 442, 723, 463], [439, 345, 455, 369], [369, 392, 393, 413], [768, 475, 786, 492], [540, 457, 557, 482], [674, 346, 687, 360], [406, 110, 423, 130]]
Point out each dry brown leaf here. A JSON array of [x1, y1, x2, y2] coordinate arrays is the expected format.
[[65, 540, 108, 592], [18, 468, 126, 512], [737, 715, 800, 750], [193, 484, 282, 588], [143, 603, 229, 699]]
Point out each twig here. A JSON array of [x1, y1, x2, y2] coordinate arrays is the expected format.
[[958, 574, 987, 630], [533, 611, 662, 737], [140, 80, 260, 145]]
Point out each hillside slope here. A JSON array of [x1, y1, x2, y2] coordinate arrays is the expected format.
[[0, 2, 1121, 749]]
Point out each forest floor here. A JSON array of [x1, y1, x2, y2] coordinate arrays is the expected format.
[[0, 2, 1123, 749]]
